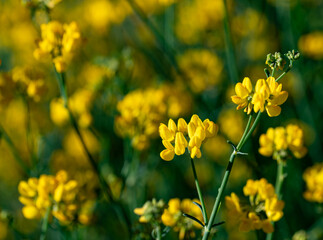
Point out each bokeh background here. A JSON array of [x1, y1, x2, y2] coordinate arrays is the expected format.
[[0, 0, 323, 239]]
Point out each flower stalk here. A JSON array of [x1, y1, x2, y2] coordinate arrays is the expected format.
[[202, 112, 262, 240], [190, 158, 208, 225]]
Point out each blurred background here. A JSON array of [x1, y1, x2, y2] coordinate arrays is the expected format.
[[0, 0, 323, 239]]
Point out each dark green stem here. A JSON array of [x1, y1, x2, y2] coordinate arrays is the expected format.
[[53, 69, 132, 237], [0, 123, 29, 175], [202, 112, 262, 240], [191, 158, 208, 224], [126, 0, 179, 73]]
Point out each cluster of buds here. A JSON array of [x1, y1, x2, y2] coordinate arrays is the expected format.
[[159, 114, 218, 161], [34, 21, 81, 73], [259, 124, 307, 161], [225, 178, 284, 234], [266, 50, 300, 69], [231, 77, 288, 117], [18, 170, 94, 225]]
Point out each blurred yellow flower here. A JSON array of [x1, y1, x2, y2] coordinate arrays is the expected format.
[[159, 114, 218, 161], [18, 170, 95, 225], [303, 163, 323, 203], [115, 85, 191, 151], [298, 32, 323, 59], [175, 0, 224, 44], [177, 49, 223, 93], [34, 21, 81, 72], [226, 178, 284, 234], [259, 124, 307, 161]]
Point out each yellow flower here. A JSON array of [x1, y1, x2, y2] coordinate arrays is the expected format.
[[34, 21, 81, 72], [231, 77, 253, 114], [18, 170, 91, 225], [177, 49, 223, 93], [226, 178, 284, 234], [232, 77, 288, 117], [159, 115, 218, 161], [259, 124, 307, 160], [115, 86, 191, 151], [303, 163, 323, 203]]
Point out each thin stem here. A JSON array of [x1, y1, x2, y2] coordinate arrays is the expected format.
[[23, 97, 38, 168], [266, 160, 286, 240], [275, 160, 286, 199], [191, 158, 208, 224], [223, 0, 239, 84], [236, 115, 253, 150], [53, 69, 132, 237], [271, 68, 275, 77], [40, 206, 51, 240], [156, 225, 162, 240], [127, 0, 179, 73], [275, 66, 291, 82], [0, 123, 29, 175], [202, 112, 262, 240], [239, 112, 262, 150]]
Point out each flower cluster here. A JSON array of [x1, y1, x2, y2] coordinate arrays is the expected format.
[[177, 49, 223, 93], [231, 76, 288, 117], [225, 178, 284, 233], [115, 86, 191, 150], [259, 124, 307, 161], [159, 114, 218, 161], [34, 21, 81, 72], [175, 0, 224, 44], [161, 198, 203, 240], [303, 163, 323, 203], [18, 170, 94, 225]]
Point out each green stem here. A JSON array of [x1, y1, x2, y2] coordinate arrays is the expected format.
[[223, 0, 239, 84], [202, 112, 262, 240], [239, 112, 262, 150], [275, 66, 291, 82], [271, 68, 275, 77], [40, 206, 51, 240], [190, 158, 208, 224], [53, 69, 132, 237], [156, 225, 162, 240], [275, 160, 286, 199], [0, 123, 29, 175], [236, 114, 253, 150], [23, 97, 38, 169], [266, 160, 286, 240]]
